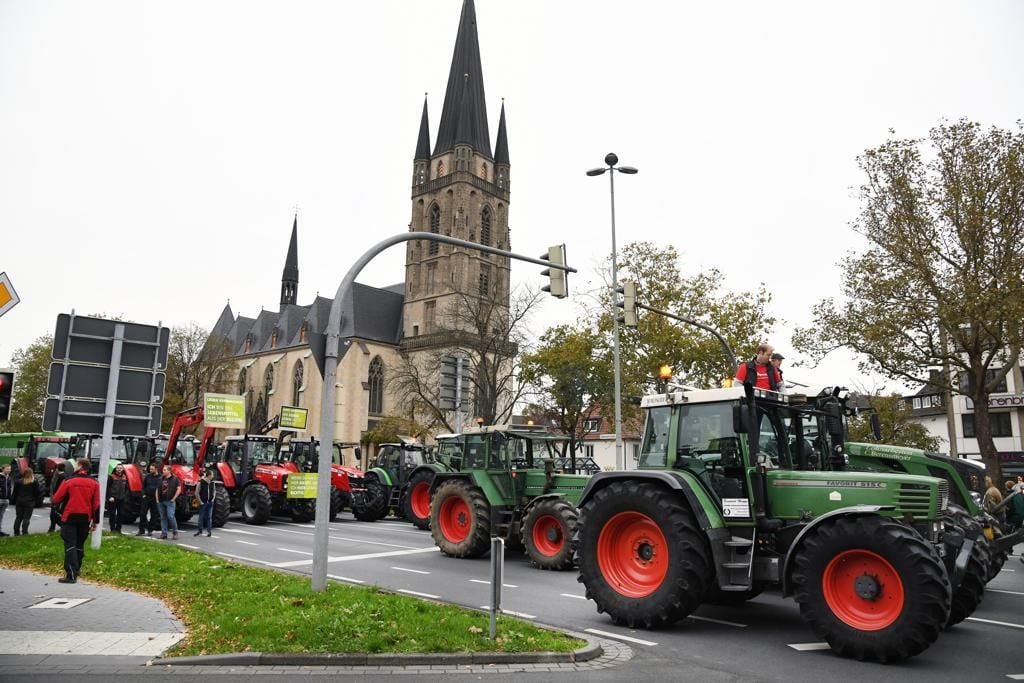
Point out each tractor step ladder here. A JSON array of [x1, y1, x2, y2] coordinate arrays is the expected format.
[[492, 506, 517, 540], [720, 534, 755, 591]]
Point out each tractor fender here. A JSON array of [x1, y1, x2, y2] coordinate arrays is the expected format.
[[520, 492, 568, 518], [122, 464, 144, 494], [404, 464, 440, 489], [216, 462, 237, 489], [578, 470, 726, 531], [368, 467, 393, 487], [779, 504, 890, 596], [429, 471, 478, 493]]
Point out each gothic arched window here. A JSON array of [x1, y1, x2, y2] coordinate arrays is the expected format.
[[429, 204, 441, 256], [292, 360, 304, 406], [480, 206, 492, 246], [368, 356, 384, 415]]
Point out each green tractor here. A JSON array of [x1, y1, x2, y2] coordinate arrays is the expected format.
[[428, 425, 590, 570], [576, 386, 961, 662], [352, 439, 455, 527]]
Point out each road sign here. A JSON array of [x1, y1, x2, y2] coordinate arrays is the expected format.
[[203, 393, 246, 429], [0, 272, 20, 318], [44, 313, 169, 436], [280, 406, 308, 432]]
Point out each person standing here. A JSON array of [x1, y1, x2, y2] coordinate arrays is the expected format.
[[51, 458, 100, 584], [12, 468, 37, 536], [48, 461, 73, 533], [984, 475, 1005, 523], [735, 343, 783, 392], [0, 464, 12, 537], [138, 463, 162, 536], [194, 469, 216, 537], [156, 465, 180, 540], [106, 465, 128, 533]]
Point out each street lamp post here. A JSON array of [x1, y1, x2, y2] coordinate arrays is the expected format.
[[587, 153, 637, 471]]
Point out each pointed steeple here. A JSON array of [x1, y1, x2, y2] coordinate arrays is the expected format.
[[494, 100, 509, 165], [280, 214, 299, 308], [454, 75, 475, 146], [433, 0, 491, 158], [415, 95, 431, 160]]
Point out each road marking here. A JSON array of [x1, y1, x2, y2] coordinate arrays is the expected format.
[[966, 616, 1024, 630], [987, 588, 1024, 597], [178, 544, 199, 550], [479, 606, 535, 619], [269, 545, 440, 568], [392, 566, 430, 575], [216, 551, 272, 566], [279, 547, 314, 556], [584, 628, 657, 647], [327, 574, 365, 584], [560, 593, 588, 600], [469, 579, 518, 588], [236, 540, 259, 546], [788, 642, 831, 651], [1005, 674, 1024, 680], [271, 526, 423, 549], [218, 527, 261, 536], [398, 589, 440, 599], [688, 615, 747, 628]]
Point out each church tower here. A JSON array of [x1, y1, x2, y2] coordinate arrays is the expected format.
[[280, 214, 299, 309], [403, 0, 510, 341]]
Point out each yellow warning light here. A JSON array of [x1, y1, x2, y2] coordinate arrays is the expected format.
[[526, 419, 534, 426], [722, 377, 734, 388], [658, 364, 673, 380]]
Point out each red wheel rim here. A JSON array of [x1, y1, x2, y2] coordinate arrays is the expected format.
[[822, 549, 905, 630], [438, 495, 471, 543], [410, 482, 431, 520], [531, 514, 564, 556], [597, 511, 668, 598]]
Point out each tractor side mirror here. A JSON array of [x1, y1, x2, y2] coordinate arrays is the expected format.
[[870, 413, 882, 441], [354, 447, 362, 462], [732, 404, 748, 434]]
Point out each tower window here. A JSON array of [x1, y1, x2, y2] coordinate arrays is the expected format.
[[424, 300, 436, 333], [429, 204, 441, 256], [368, 356, 384, 415], [480, 206, 492, 246], [427, 262, 437, 290], [479, 264, 490, 295]]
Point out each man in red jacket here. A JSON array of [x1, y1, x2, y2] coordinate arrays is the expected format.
[[51, 458, 101, 584]]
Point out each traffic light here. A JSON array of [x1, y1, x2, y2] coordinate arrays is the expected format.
[[439, 355, 471, 411], [540, 244, 568, 298], [616, 280, 638, 328], [0, 369, 14, 421]]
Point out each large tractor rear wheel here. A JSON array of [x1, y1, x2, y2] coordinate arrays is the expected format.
[[404, 470, 434, 530], [577, 481, 712, 629], [430, 479, 490, 558], [329, 488, 343, 522], [212, 487, 230, 527], [353, 478, 388, 521], [522, 498, 578, 570], [241, 484, 272, 525], [946, 537, 988, 627], [34, 477, 47, 507], [174, 497, 193, 524], [791, 515, 951, 662]]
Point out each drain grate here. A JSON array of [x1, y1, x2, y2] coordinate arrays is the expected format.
[[29, 598, 93, 609]]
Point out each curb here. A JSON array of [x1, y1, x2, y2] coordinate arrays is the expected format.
[[153, 633, 602, 667]]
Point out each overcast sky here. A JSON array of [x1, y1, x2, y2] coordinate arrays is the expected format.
[[2, 0, 1022, 392]]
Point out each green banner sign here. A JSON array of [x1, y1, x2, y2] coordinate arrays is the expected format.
[[287, 472, 317, 499], [203, 393, 246, 429], [280, 406, 308, 432]]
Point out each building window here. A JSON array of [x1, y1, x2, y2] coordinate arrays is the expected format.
[[479, 264, 490, 295], [368, 356, 384, 415], [480, 206, 492, 246], [583, 418, 600, 433], [253, 396, 267, 430], [427, 262, 437, 291], [962, 412, 1013, 438], [436, 160, 445, 177], [424, 300, 436, 333], [585, 445, 595, 460], [958, 368, 1008, 394], [429, 204, 441, 256], [292, 360, 304, 406], [238, 368, 247, 395]]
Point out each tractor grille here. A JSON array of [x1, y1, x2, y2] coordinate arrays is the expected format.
[[937, 480, 949, 511], [896, 482, 941, 519]]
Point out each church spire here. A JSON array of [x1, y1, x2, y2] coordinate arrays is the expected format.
[[433, 0, 491, 158], [280, 214, 299, 308], [415, 94, 431, 160], [494, 100, 509, 165]]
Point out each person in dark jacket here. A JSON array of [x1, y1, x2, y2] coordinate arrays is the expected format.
[[156, 465, 180, 540], [0, 463, 12, 537], [51, 458, 100, 584], [194, 469, 216, 537], [48, 461, 73, 532], [12, 468, 37, 536], [138, 463, 161, 536], [106, 464, 128, 533]]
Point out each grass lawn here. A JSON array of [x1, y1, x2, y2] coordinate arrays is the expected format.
[[0, 533, 583, 656]]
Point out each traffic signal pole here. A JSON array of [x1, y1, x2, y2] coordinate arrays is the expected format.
[[311, 233, 575, 592]]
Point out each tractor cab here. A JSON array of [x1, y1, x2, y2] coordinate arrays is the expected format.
[[372, 442, 432, 486], [155, 434, 197, 468], [72, 434, 140, 476], [0, 432, 76, 505], [219, 435, 280, 488]]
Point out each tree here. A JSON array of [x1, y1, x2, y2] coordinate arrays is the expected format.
[[162, 324, 234, 431], [520, 325, 613, 464], [388, 287, 538, 434], [363, 415, 431, 445], [0, 335, 53, 433], [846, 393, 943, 452], [793, 120, 1024, 477]]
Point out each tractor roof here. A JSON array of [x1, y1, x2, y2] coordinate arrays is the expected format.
[[640, 386, 790, 409]]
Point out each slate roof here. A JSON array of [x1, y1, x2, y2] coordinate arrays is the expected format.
[[433, 0, 491, 158]]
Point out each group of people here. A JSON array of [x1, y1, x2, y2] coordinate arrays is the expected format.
[[984, 474, 1024, 531], [0, 462, 37, 537], [734, 343, 786, 392]]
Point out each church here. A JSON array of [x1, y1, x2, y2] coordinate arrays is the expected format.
[[208, 0, 511, 449]]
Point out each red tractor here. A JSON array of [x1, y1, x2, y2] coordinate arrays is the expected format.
[[214, 434, 316, 524], [72, 434, 156, 522], [158, 406, 227, 526], [8, 434, 74, 506], [279, 438, 369, 521]]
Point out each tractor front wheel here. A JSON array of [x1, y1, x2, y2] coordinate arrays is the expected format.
[[404, 470, 434, 530], [329, 488, 343, 522], [291, 499, 315, 523], [241, 484, 272, 525], [577, 481, 712, 629], [791, 515, 951, 662], [353, 478, 388, 521], [522, 498, 578, 570], [430, 479, 490, 558], [212, 487, 230, 527]]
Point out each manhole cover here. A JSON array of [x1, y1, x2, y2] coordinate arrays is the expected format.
[[29, 598, 93, 609]]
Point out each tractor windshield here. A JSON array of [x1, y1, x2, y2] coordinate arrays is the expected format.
[[639, 406, 672, 468], [156, 438, 195, 466], [248, 440, 278, 464], [674, 402, 741, 470], [34, 441, 70, 460]]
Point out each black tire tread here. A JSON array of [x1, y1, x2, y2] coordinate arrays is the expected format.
[[430, 479, 491, 558], [521, 498, 579, 570], [241, 484, 272, 525], [404, 470, 434, 530]]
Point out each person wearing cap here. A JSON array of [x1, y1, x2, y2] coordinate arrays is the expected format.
[[735, 343, 783, 392]]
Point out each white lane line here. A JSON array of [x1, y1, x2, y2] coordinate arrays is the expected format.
[[788, 642, 831, 651], [279, 547, 314, 556], [1005, 674, 1024, 680], [560, 593, 588, 600], [987, 588, 1024, 597], [236, 540, 259, 546], [328, 574, 366, 584], [178, 544, 199, 550], [270, 545, 439, 568], [279, 522, 316, 529], [267, 526, 423, 550], [216, 551, 272, 566], [392, 566, 430, 575], [469, 579, 518, 588], [688, 615, 747, 628], [584, 628, 657, 647], [967, 616, 1024, 630], [479, 606, 535, 619], [398, 589, 440, 599], [1000, 568, 1016, 572], [218, 527, 261, 536]]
